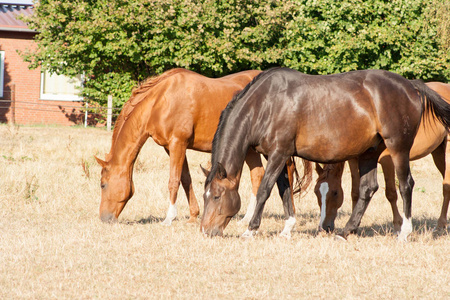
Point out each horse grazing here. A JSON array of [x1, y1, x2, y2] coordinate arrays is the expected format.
[[202, 68, 450, 241], [95, 68, 267, 225], [314, 82, 450, 233]]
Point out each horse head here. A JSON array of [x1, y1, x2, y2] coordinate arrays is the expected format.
[[314, 163, 345, 232], [95, 156, 134, 223], [201, 163, 240, 236]]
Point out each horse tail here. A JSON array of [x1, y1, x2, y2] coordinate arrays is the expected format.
[[292, 157, 313, 196], [410, 79, 450, 130]]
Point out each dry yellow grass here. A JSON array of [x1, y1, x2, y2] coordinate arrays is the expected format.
[[0, 125, 449, 299]]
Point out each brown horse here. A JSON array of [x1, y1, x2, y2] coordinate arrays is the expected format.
[[201, 68, 450, 241], [95, 68, 267, 224], [314, 82, 450, 233]]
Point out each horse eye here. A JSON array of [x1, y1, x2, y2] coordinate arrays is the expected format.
[[101, 183, 106, 189], [214, 195, 220, 201]]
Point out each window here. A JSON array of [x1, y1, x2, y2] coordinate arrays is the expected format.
[[0, 51, 4, 98], [40, 70, 83, 101]]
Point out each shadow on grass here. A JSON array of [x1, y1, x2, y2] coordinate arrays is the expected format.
[[235, 211, 449, 240], [119, 211, 448, 240], [121, 215, 202, 226], [120, 215, 165, 225]]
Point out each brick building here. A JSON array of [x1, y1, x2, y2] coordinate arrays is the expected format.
[[0, 1, 84, 125]]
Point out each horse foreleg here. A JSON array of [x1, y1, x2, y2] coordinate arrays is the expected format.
[[391, 153, 415, 242], [162, 144, 187, 226], [243, 152, 290, 238], [431, 138, 449, 230], [343, 157, 379, 238], [276, 163, 296, 239], [180, 156, 200, 224], [286, 157, 296, 214], [239, 149, 264, 224], [348, 159, 360, 210], [378, 154, 402, 234]]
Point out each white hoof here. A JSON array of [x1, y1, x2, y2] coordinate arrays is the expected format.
[[242, 229, 257, 239], [161, 218, 173, 226], [397, 217, 412, 242], [334, 235, 347, 242], [161, 203, 177, 226], [279, 231, 291, 239], [279, 217, 296, 239]]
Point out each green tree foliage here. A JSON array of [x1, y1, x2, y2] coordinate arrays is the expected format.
[[21, 0, 449, 107]]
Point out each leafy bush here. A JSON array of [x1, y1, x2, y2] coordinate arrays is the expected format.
[[21, 0, 450, 108]]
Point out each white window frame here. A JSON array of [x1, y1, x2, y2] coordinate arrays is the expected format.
[[40, 71, 83, 101], [0, 51, 4, 98]]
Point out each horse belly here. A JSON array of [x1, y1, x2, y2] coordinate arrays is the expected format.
[[294, 128, 380, 163], [409, 118, 446, 160]]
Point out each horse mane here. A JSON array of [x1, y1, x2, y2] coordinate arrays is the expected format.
[[317, 162, 346, 182], [205, 68, 281, 186], [106, 68, 187, 161]]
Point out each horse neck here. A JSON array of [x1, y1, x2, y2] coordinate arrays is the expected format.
[[212, 117, 251, 182], [108, 111, 149, 175]]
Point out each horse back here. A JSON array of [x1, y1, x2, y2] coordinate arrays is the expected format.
[[144, 69, 261, 150], [250, 69, 423, 163]]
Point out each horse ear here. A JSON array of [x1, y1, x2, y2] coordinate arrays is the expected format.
[[315, 163, 324, 176], [95, 156, 107, 168], [200, 164, 210, 177], [216, 162, 227, 180]]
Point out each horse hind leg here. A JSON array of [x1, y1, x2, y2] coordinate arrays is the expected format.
[[430, 138, 449, 230]]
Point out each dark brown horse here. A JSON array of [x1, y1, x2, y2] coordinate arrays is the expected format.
[[95, 68, 267, 224], [314, 82, 450, 233], [201, 68, 450, 241]]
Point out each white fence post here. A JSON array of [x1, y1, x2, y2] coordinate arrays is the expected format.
[[84, 102, 88, 128], [107, 95, 113, 132]]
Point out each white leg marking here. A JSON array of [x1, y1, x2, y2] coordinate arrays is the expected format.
[[397, 217, 412, 242], [238, 194, 257, 225], [161, 203, 177, 226], [280, 216, 296, 239], [318, 182, 329, 229]]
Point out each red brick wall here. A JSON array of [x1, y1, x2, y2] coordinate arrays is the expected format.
[[0, 31, 83, 126]]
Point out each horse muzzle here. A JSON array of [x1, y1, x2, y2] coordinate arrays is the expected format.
[[319, 223, 335, 233], [100, 212, 118, 223], [201, 225, 224, 237]]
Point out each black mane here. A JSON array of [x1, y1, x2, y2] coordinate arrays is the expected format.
[[205, 68, 281, 187]]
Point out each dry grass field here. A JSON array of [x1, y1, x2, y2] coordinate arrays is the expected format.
[[1, 124, 449, 299]]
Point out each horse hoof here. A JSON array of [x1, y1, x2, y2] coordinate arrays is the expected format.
[[186, 217, 198, 225], [334, 234, 347, 242], [279, 231, 292, 240], [241, 229, 257, 239], [397, 234, 409, 242], [161, 219, 173, 226]]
